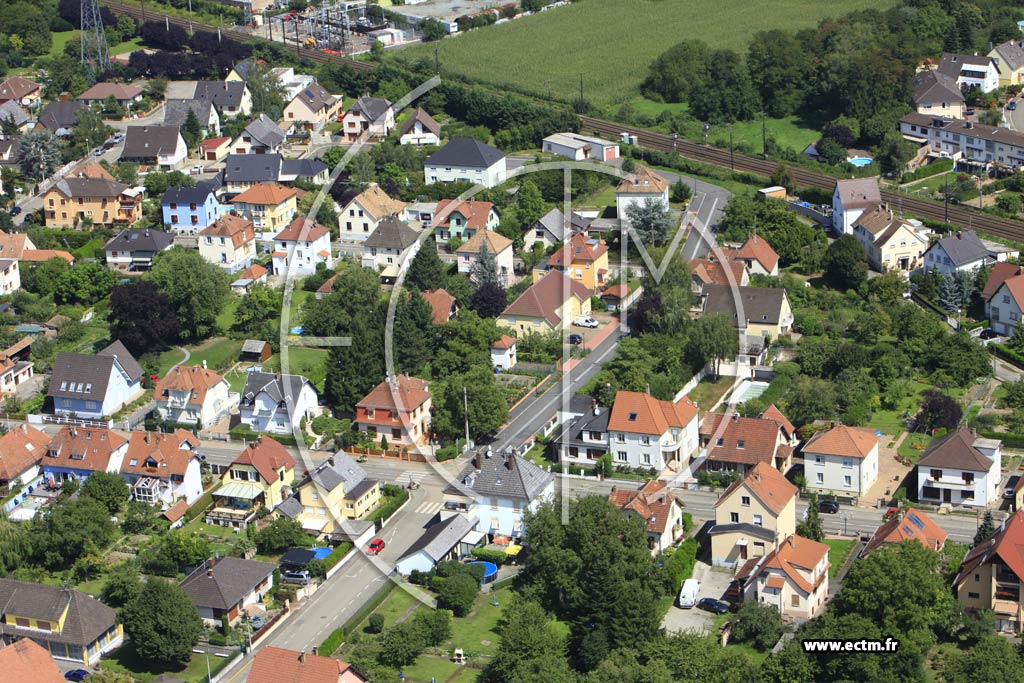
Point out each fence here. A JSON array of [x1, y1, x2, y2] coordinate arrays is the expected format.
[[35, 414, 112, 428], [673, 368, 710, 402], [346, 445, 429, 462]]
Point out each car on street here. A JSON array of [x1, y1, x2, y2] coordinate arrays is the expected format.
[[367, 538, 385, 555], [980, 328, 999, 340], [696, 597, 731, 614], [1005, 475, 1020, 499], [573, 315, 599, 328], [1009, 100, 1018, 111], [64, 670, 90, 682], [568, 333, 583, 345], [94, 148, 104, 157], [818, 500, 840, 514], [8, 206, 21, 217]]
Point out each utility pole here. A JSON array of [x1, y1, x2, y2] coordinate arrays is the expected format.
[[434, 44, 439, 74], [579, 74, 584, 108], [944, 174, 950, 223], [81, 0, 110, 76], [761, 112, 767, 160], [295, 18, 300, 57]]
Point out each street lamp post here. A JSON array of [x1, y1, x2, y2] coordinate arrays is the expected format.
[[703, 123, 710, 146], [729, 125, 734, 171], [842, 513, 848, 536], [672, 132, 678, 154]]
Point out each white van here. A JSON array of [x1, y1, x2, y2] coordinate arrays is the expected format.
[[678, 578, 700, 608]]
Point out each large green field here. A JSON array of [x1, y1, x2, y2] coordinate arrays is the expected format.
[[394, 0, 896, 107]]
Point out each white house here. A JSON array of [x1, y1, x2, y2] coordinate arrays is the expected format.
[[443, 451, 555, 540], [424, 137, 506, 189], [121, 430, 204, 506], [917, 427, 1002, 507], [104, 229, 175, 270], [239, 372, 318, 435], [341, 96, 395, 142], [272, 217, 333, 276], [606, 390, 699, 472], [399, 107, 441, 147], [120, 125, 188, 169], [394, 512, 480, 576], [490, 335, 517, 371], [542, 132, 619, 161], [199, 214, 257, 273], [608, 479, 685, 555], [153, 364, 233, 428], [361, 215, 421, 278], [746, 535, 830, 619], [899, 112, 1024, 172], [340, 184, 407, 243], [0, 259, 19, 296], [616, 165, 669, 229], [455, 229, 514, 287], [938, 52, 1000, 93], [282, 81, 342, 131], [922, 229, 1008, 276], [47, 341, 144, 419], [986, 268, 1024, 336], [832, 177, 881, 235], [801, 424, 880, 497]]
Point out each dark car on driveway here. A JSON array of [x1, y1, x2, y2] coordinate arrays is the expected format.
[[8, 206, 21, 217], [64, 670, 90, 682], [980, 328, 999, 340], [568, 333, 583, 345], [818, 500, 840, 514], [697, 597, 731, 614]]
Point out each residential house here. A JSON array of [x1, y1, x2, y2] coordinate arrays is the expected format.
[[922, 229, 1006, 276], [690, 257, 749, 293], [239, 372, 318, 435], [248, 646, 368, 683], [539, 232, 609, 291], [444, 451, 555, 540], [900, 112, 1024, 171], [985, 266, 1024, 336], [832, 177, 882, 235], [600, 284, 632, 311], [542, 132, 619, 161], [556, 397, 610, 466], [270, 67, 317, 102], [121, 430, 204, 506], [724, 234, 780, 277], [456, 229, 513, 286], [0, 77, 40, 106], [0, 231, 72, 265], [199, 214, 257, 272], [340, 184, 407, 243], [0, 260, 20, 296], [608, 479, 685, 554], [709, 461, 797, 567], [163, 98, 221, 136], [701, 285, 794, 362], [917, 427, 1001, 507], [273, 216, 333, 276], [222, 153, 328, 193], [41, 427, 129, 484], [279, 157, 329, 185], [989, 39, 1024, 87], [34, 101, 85, 135], [399, 107, 441, 146], [746, 534, 830, 618], [616, 166, 669, 229], [0, 338, 33, 397], [231, 114, 287, 155], [802, 424, 880, 497], [193, 80, 253, 119], [120, 125, 187, 169], [341, 96, 394, 142], [938, 52, 999, 93], [199, 136, 231, 162], [0, 101, 29, 133], [0, 638, 65, 683], [153, 364, 233, 427], [161, 179, 227, 234], [276, 452, 382, 536], [394, 512, 480, 575], [421, 288, 457, 324], [954, 508, 1024, 632], [491, 335, 517, 371], [911, 69, 966, 118], [862, 508, 947, 556], [104, 228, 174, 270], [232, 263, 269, 295], [180, 557, 275, 625], [43, 172, 142, 228], [354, 375, 431, 448], [432, 198, 499, 242], [207, 436, 296, 528], [283, 82, 342, 131], [607, 390, 699, 472], [76, 83, 142, 108], [361, 215, 420, 281], [0, 424, 50, 488], [404, 200, 438, 227], [231, 183, 298, 232], [0, 580, 122, 664], [47, 341, 144, 419], [497, 270, 592, 336], [852, 205, 930, 272], [700, 407, 797, 474], [424, 137, 506, 188], [528, 208, 571, 250]]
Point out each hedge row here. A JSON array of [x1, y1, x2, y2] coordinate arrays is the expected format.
[[368, 487, 410, 523], [979, 430, 1024, 449], [990, 342, 1024, 369], [182, 483, 219, 524], [902, 158, 954, 183], [309, 542, 354, 578], [470, 547, 507, 566], [663, 538, 698, 593], [319, 628, 345, 658]]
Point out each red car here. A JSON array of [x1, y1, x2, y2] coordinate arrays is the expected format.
[[367, 538, 385, 555]]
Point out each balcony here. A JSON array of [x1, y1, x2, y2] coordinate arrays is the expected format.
[[923, 475, 975, 489], [996, 583, 1020, 603]]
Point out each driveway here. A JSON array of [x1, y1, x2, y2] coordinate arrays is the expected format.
[[662, 560, 734, 635]]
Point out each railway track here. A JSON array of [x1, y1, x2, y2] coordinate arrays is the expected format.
[[104, 1, 1024, 242]]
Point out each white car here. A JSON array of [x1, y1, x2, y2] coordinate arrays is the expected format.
[[678, 578, 700, 609], [573, 315, 599, 328]]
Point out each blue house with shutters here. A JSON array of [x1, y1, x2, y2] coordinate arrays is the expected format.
[[161, 179, 227, 235]]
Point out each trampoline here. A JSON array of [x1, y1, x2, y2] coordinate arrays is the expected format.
[[469, 561, 498, 584]]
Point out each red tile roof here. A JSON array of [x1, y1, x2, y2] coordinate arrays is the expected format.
[[200, 136, 231, 151], [715, 461, 796, 515], [616, 165, 668, 194], [756, 534, 829, 593], [997, 273, 1024, 311], [154, 364, 226, 408], [803, 424, 879, 459], [548, 233, 608, 267], [501, 270, 592, 326], [21, 249, 73, 263], [0, 425, 50, 483], [45, 426, 127, 473], [760, 404, 795, 439], [690, 258, 747, 287], [122, 430, 200, 479], [983, 262, 1024, 299], [701, 413, 787, 468], [607, 479, 682, 534], [734, 234, 779, 272], [248, 646, 365, 683], [317, 274, 338, 295], [232, 437, 296, 485], [607, 390, 697, 436], [421, 288, 456, 324], [274, 216, 330, 242], [239, 264, 268, 281], [0, 638, 64, 683], [231, 183, 297, 207], [491, 335, 516, 350], [357, 375, 430, 418], [601, 284, 629, 300], [956, 509, 1024, 587], [162, 499, 190, 524], [433, 199, 495, 230], [863, 509, 947, 556], [201, 214, 255, 249]]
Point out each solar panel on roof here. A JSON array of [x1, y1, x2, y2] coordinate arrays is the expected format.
[[908, 512, 926, 530]]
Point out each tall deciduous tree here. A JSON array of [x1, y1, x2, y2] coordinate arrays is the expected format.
[[247, 61, 286, 120], [80, 472, 129, 515], [797, 493, 825, 542], [122, 580, 203, 667], [822, 234, 867, 291], [431, 365, 508, 440], [231, 283, 281, 340], [109, 280, 181, 356], [53, 261, 117, 305], [483, 599, 570, 683], [148, 247, 231, 341]]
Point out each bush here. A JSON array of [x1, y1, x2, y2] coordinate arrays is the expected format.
[[662, 538, 698, 593], [682, 512, 694, 534], [437, 573, 479, 616], [320, 627, 345, 657], [367, 612, 385, 634], [901, 158, 954, 183], [470, 547, 507, 566], [731, 601, 786, 651], [369, 486, 410, 522], [696, 470, 741, 488], [254, 518, 310, 555], [412, 608, 451, 647], [378, 621, 426, 667]]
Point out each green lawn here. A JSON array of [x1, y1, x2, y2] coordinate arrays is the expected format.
[[224, 365, 251, 394], [867, 380, 949, 436], [901, 171, 956, 198], [216, 297, 240, 334], [154, 338, 243, 376], [352, 585, 426, 634], [49, 30, 78, 59], [685, 376, 734, 410], [898, 432, 933, 464], [286, 288, 314, 328], [446, 587, 511, 658], [265, 347, 328, 390], [401, 657, 478, 682], [393, 0, 894, 107], [100, 643, 232, 683], [823, 538, 855, 579]]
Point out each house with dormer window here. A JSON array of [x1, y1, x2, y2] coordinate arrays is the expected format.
[[153, 364, 233, 428], [275, 451, 382, 536], [606, 390, 699, 472], [41, 426, 128, 484], [121, 430, 203, 506], [207, 437, 296, 528], [354, 375, 431, 448], [47, 341, 144, 419], [239, 372, 318, 435], [955, 508, 1024, 632], [746, 534, 830, 618], [710, 462, 797, 567]]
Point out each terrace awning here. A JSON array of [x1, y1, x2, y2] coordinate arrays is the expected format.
[[505, 543, 523, 557], [217, 482, 263, 500]]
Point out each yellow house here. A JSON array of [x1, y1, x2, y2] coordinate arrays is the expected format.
[[955, 509, 1024, 632], [277, 452, 382, 536], [230, 183, 298, 232], [702, 284, 793, 342], [206, 436, 296, 529], [710, 462, 797, 568], [852, 205, 929, 273], [536, 233, 610, 291], [748, 534, 830, 619], [43, 167, 142, 228], [990, 40, 1024, 87], [0, 578, 123, 665], [498, 270, 592, 336]]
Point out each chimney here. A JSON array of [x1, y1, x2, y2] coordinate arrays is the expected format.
[[957, 231, 963, 239], [645, 383, 650, 395], [299, 650, 306, 664], [789, 535, 796, 548], [312, 646, 318, 656], [203, 360, 208, 369]]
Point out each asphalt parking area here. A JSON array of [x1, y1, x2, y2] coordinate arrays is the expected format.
[[662, 561, 735, 634]]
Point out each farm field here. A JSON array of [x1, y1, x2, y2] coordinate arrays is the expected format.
[[392, 0, 895, 108]]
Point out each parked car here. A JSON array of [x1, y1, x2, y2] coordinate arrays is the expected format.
[[697, 597, 731, 614], [678, 578, 700, 608], [8, 206, 21, 217], [64, 671, 90, 682], [111, 133, 124, 143], [573, 315, 599, 328], [282, 570, 310, 585], [568, 333, 583, 345], [980, 328, 999, 340], [367, 538, 385, 555], [1005, 475, 1020, 499], [1009, 100, 1018, 111], [818, 500, 840, 514]]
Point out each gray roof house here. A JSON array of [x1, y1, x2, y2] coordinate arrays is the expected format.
[[363, 215, 420, 251], [911, 69, 965, 116], [120, 125, 187, 168], [0, 578, 123, 664], [276, 451, 380, 533], [221, 153, 329, 191], [163, 99, 220, 135], [0, 101, 30, 131], [104, 228, 174, 270], [179, 556, 276, 625], [192, 80, 250, 118], [701, 284, 794, 360], [47, 340, 144, 419], [235, 114, 286, 154], [394, 512, 480, 575], [35, 101, 85, 135], [922, 229, 1009, 275], [239, 372, 319, 435], [426, 136, 506, 169]]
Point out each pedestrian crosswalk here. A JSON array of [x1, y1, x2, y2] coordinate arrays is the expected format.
[[396, 470, 429, 485], [413, 500, 443, 516]]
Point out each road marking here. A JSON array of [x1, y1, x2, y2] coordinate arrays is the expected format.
[[396, 470, 428, 484], [414, 500, 443, 515]]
